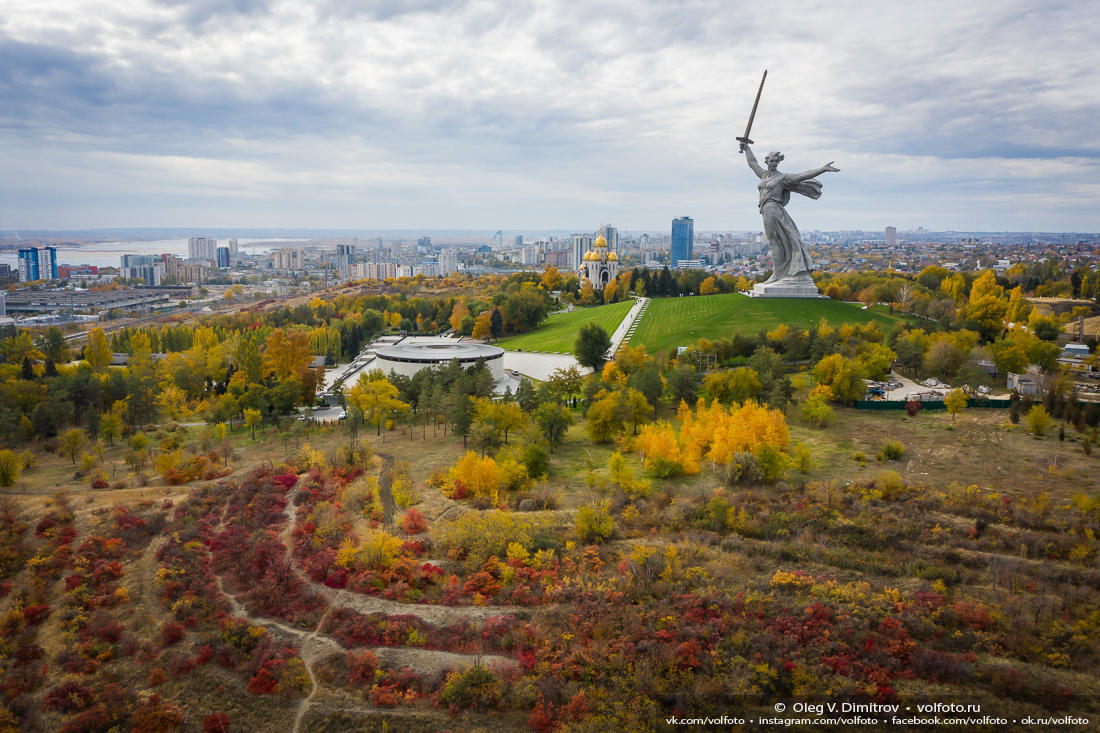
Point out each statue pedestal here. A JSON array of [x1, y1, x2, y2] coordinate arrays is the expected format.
[[750, 277, 824, 299]]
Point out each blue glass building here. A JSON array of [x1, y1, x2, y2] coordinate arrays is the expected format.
[[671, 216, 694, 268], [17, 247, 57, 281]]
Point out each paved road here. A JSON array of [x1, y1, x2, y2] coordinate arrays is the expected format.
[[607, 296, 648, 355], [502, 351, 585, 381]]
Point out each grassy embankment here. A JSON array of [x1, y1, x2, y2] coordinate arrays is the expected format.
[[628, 292, 906, 354], [494, 300, 635, 354]]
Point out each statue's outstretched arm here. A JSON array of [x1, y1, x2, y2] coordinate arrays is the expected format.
[[743, 145, 765, 179], [789, 162, 840, 183]]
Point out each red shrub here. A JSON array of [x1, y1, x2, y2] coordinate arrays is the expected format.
[[247, 661, 283, 695], [59, 706, 110, 733], [22, 604, 50, 625], [161, 621, 185, 646], [400, 508, 428, 534], [564, 691, 589, 722], [369, 685, 399, 707], [462, 571, 501, 598], [947, 600, 995, 631], [43, 681, 95, 712], [273, 473, 299, 490], [528, 696, 557, 733], [346, 649, 378, 686], [130, 693, 184, 733]]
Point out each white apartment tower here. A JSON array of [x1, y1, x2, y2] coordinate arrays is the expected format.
[[570, 233, 594, 271], [188, 237, 218, 261]]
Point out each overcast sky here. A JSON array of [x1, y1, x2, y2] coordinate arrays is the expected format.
[[1, 0, 1098, 233]]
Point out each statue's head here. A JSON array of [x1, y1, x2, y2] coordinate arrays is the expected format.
[[765, 152, 784, 169]]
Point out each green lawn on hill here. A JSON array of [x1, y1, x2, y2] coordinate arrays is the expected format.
[[495, 300, 635, 353], [628, 292, 905, 354]]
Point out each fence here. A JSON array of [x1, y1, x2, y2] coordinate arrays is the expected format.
[[854, 398, 1010, 411]]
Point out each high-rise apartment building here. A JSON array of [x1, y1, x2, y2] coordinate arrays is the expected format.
[[17, 247, 57, 281], [228, 238, 239, 257], [121, 254, 159, 268], [164, 256, 209, 284], [671, 217, 694, 268], [438, 250, 459, 276], [122, 264, 163, 286], [272, 248, 304, 271], [188, 237, 218, 261], [216, 247, 231, 268], [597, 224, 618, 253], [885, 226, 897, 247], [335, 243, 356, 278], [570, 234, 594, 271]]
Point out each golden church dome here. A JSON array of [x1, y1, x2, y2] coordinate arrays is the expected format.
[[607, 250, 618, 261], [583, 250, 595, 261], [593, 235, 607, 248]]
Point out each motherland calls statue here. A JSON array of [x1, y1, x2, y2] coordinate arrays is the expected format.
[[736, 71, 839, 297]]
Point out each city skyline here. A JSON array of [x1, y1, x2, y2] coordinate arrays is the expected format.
[[2, 1, 1099, 232]]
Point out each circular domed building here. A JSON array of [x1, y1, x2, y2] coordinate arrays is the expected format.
[[374, 341, 505, 381], [579, 234, 619, 288]]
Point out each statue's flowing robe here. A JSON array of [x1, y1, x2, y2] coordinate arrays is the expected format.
[[759, 176, 821, 281]]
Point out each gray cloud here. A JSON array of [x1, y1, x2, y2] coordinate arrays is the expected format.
[[0, 0, 1098, 230]]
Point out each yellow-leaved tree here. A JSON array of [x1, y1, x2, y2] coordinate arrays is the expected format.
[[346, 373, 409, 436], [448, 451, 502, 504], [635, 399, 791, 482]]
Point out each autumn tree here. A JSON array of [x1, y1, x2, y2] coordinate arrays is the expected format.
[[586, 390, 626, 442], [923, 339, 967, 380], [540, 266, 563, 291], [622, 388, 653, 434], [699, 276, 719, 295], [85, 328, 112, 372], [264, 325, 316, 383], [547, 366, 584, 407], [1026, 405, 1052, 436], [471, 311, 493, 340], [812, 354, 867, 404], [944, 389, 967, 421], [578, 279, 597, 306], [244, 408, 263, 440], [704, 367, 762, 404], [0, 450, 19, 487], [347, 373, 409, 435], [449, 301, 471, 332], [450, 451, 502, 503], [59, 428, 87, 465], [800, 387, 835, 427], [474, 398, 526, 445], [575, 500, 615, 543], [100, 410, 124, 446]]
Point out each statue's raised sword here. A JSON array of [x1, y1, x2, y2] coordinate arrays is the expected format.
[[737, 69, 767, 153]]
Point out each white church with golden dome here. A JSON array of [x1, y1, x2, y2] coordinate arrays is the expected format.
[[579, 233, 619, 288]]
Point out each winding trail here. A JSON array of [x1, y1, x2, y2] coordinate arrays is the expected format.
[[206, 486, 521, 733]]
